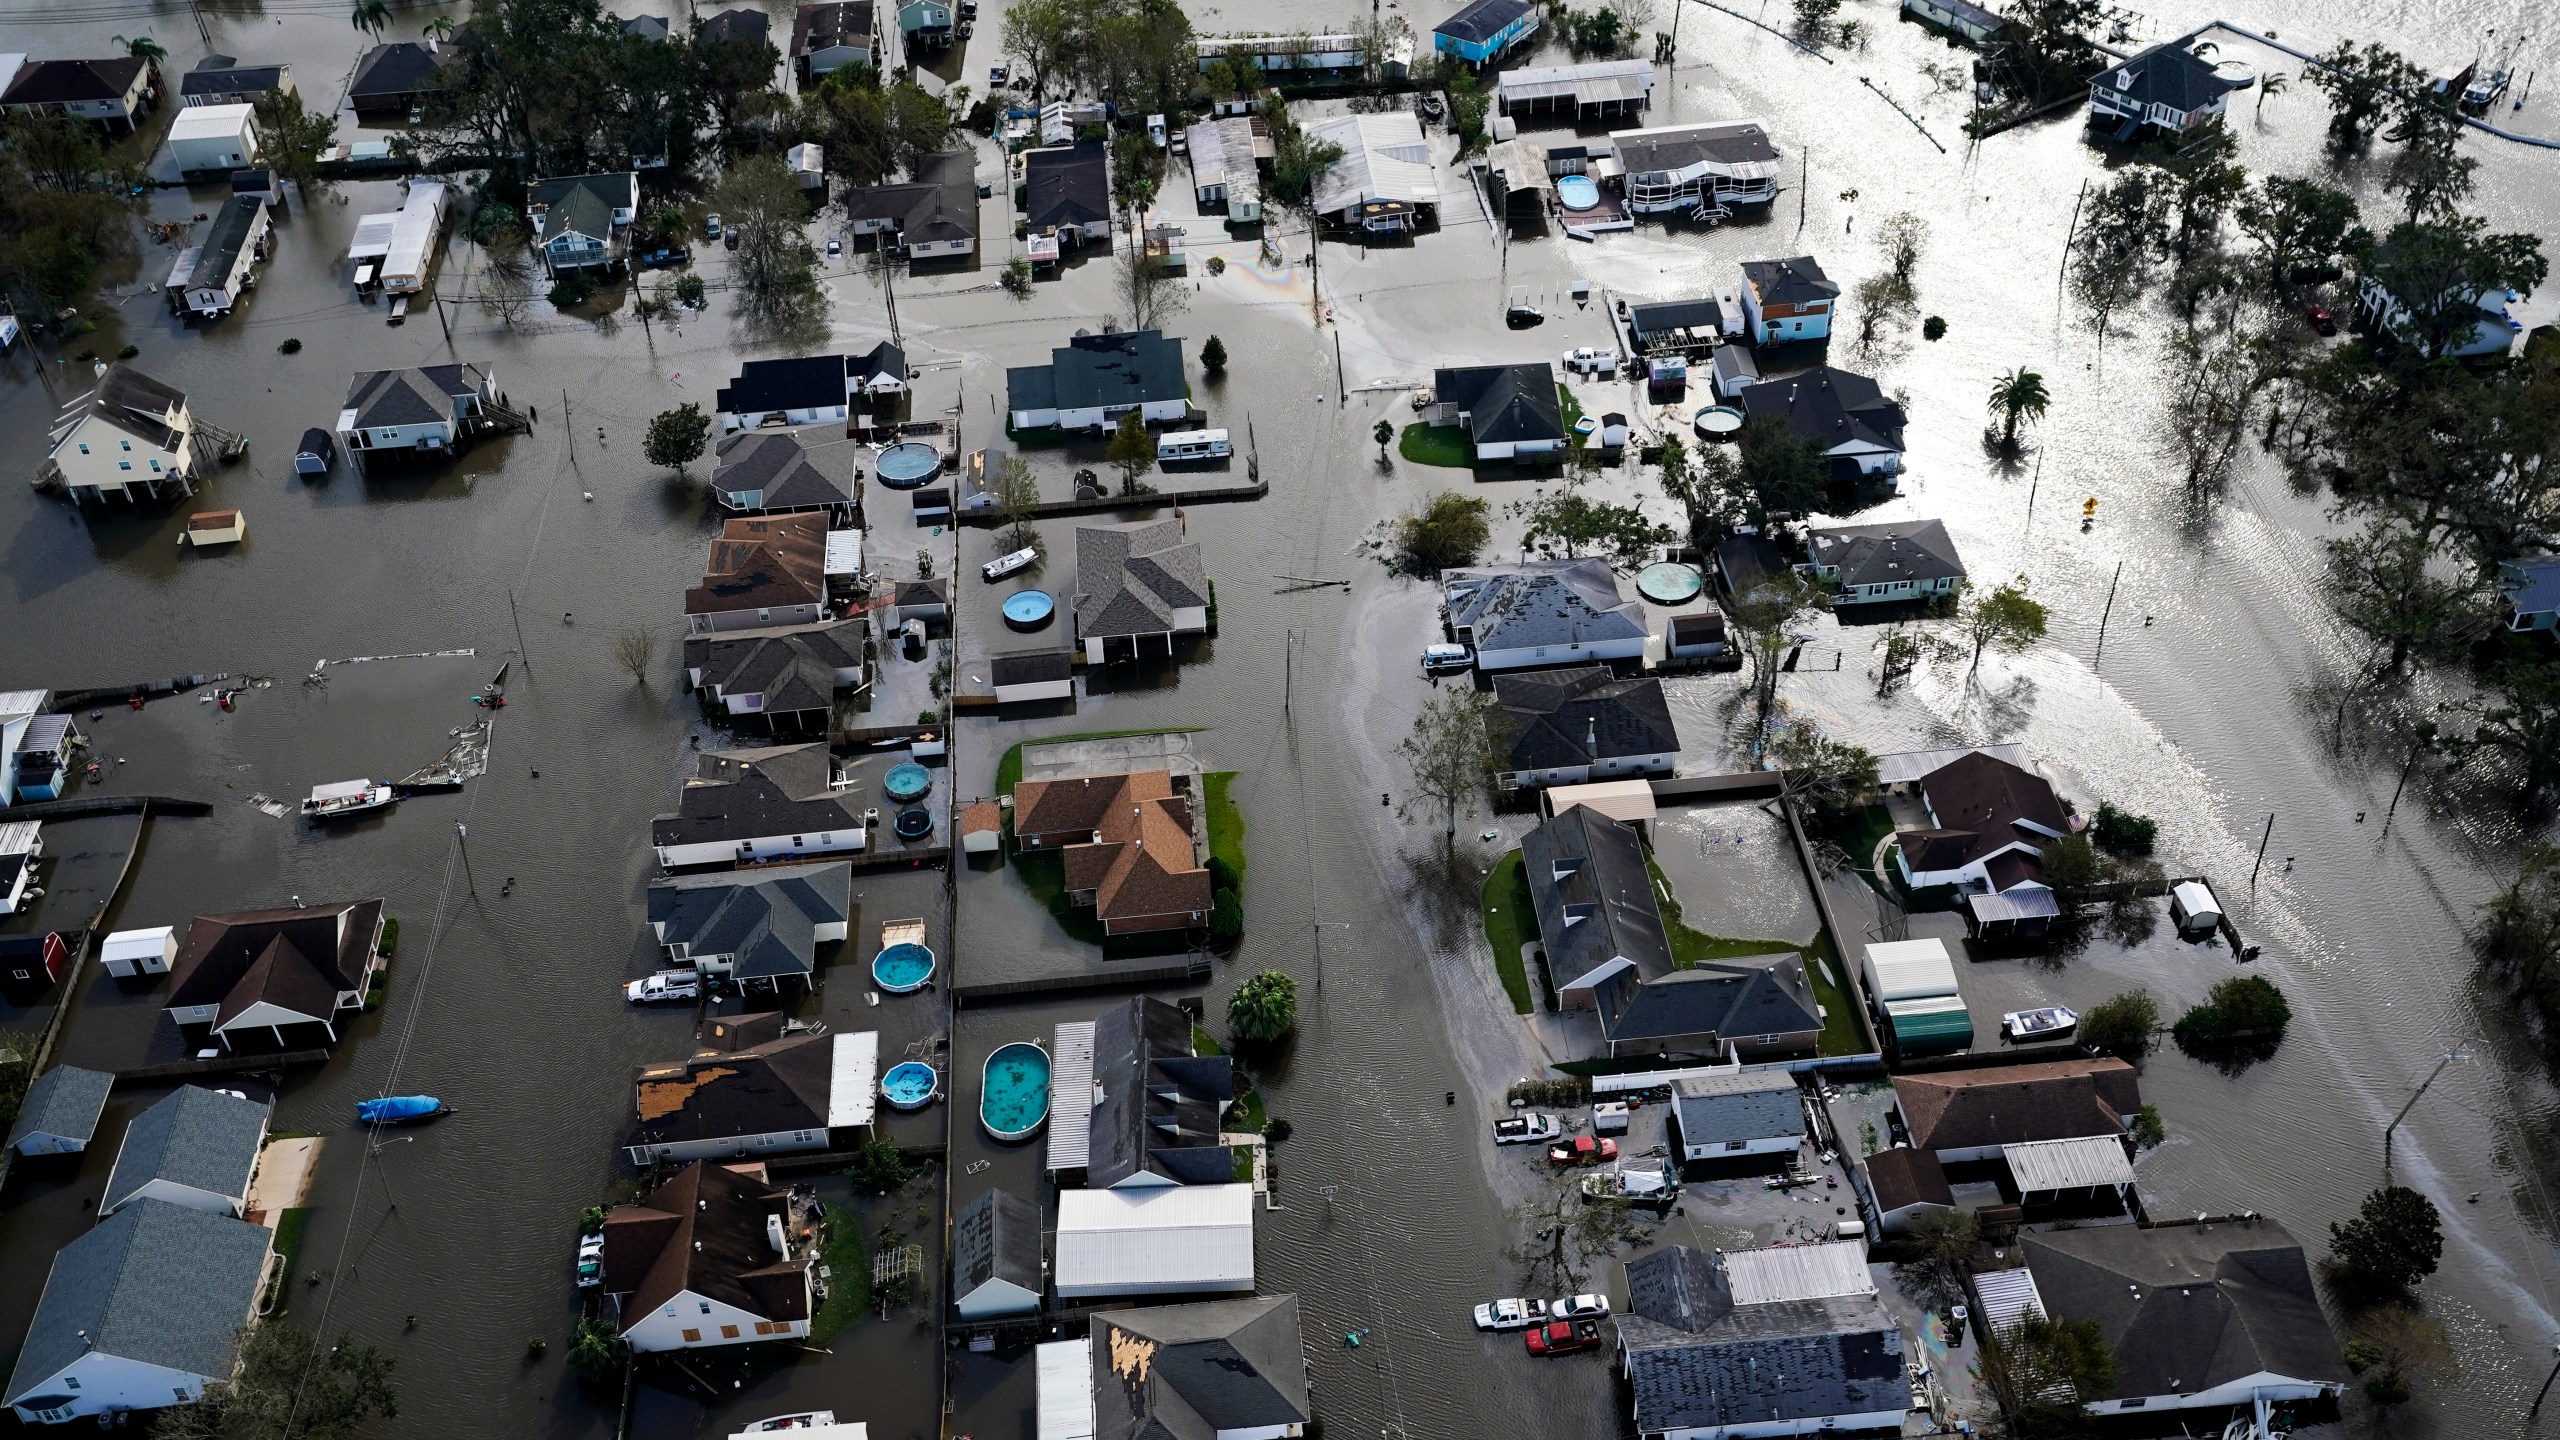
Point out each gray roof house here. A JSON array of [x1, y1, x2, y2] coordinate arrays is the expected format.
[[843, 148, 980, 259], [1006, 329, 1189, 432], [1805, 519, 1966, 607], [2089, 40, 2236, 139], [2024, 1220, 2348, 1414], [1441, 558, 1649, 671], [1737, 365, 1907, 481], [710, 429, 856, 519], [528, 171, 639, 276], [2, 1199, 274, 1425], [1669, 1070, 1807, 1164], [1615, 1246, 1910, 1440], [335, 362, 497, 459], [180, 60, 292, 106], [346, 41, 443, 115], [1493, 667, 1679, 790], [1593, 953, 1821, 1061], [1083, 1296, 1310, 1440], [646, 861, 852, 990], [5, 1064, 114, 1157], [1088, 996, 1233, 1189], [1429, 362, 1566, 461], [697, 7, 772, 46], [953, 1187, 1045, 1318], [1522, 804, 1672, 1003], [2501, 555, 2560, 632], [99, 1085, 270, 1219], [651, 744, 869, 869], [681, 619, 866, 732], [1022, 140, 1111, 238], [1074, 518, 1210, 665], [1738, 255, 1840, 344]]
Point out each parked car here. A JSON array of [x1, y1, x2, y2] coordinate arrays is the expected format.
[[1506, 304, 1545, 329], [1548, 1136, 1618, 1167], [1526, 1319, 1603, 1356], [703, 213, 724, 240], [1491, 1112, 1560, 1145], [1473, 1298, 1549, 1331], [625, 970, 701, 1004], [1425, 643, 1477, 676], [983, 546, 1040, 581], [2304, 303, 2337, 335], [1551, 1294, 1611, 1320], [989, 63, 1008, 85], [640, 245, 692, 268], [1559, 347, 1613, 376]]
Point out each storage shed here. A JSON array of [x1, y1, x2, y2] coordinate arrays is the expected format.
[[5, 1064, 114, 1157], [101, 926, 178, 978], [168, 103, 259, 174], [2170, 879, 2222, 933], [952, 1187, 1044, 1318]]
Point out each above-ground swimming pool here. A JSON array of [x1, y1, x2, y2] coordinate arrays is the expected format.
[[872, 942, 935, 992], [1637, 562, 1706, 605], [883, 762, 932, 802], [893, 806, 933, 840], [1556, 175, 1600, 212], [880, 1061, 939, 1109], [1002, 590, 1055, 630], [981, 1042, 1051, 1140], [874, 442, 943, 489]]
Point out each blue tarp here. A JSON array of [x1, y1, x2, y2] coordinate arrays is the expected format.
[[356, 1095, 444, 1125]]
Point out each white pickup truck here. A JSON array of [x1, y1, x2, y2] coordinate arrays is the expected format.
[[1560, 347, 1615, 376], [624, 970, 701, 1004]]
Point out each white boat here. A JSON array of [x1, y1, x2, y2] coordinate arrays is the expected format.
[[302, 779, 395, 819], [2001, 1005, 2078, 1042], [732, 1414, 855, 1437]]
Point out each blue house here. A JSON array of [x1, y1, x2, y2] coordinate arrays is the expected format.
[[1433, 0, 1538, 65]]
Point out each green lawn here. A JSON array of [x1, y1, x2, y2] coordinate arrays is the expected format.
[[1803, 934, 1874, 1056], [1558, 382, 1586, 448], [1399, 422, 1474, 469], [1648, 854, 1869, 1055], [269, 1207, 311, 1311], [1480, 852, 1537, 1014], [993, 727, 1207, 796], [1011, 849, 1108, 945], [1205, 772, 1245, 879], [809, 1206, 873, 1343]]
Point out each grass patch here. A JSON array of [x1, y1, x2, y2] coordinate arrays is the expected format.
[[809, 1205, 873, 1344], [1398, 422, 1473, 469], [1802, 933, 1872, 1056], [270, 1206, 311, 1289], [1192, 1025, 1224, 1055], [1205, 772, 1245, 879], [1012, 849, 1109, 944], [993, 726, 1207, 796], [1647, 853, 1869, 1055], [1558, 383, 1585, 448], [1480, 851, 1537, 1015]]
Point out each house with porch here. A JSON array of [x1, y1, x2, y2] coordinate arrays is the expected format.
[[1, 57, 155, 132], [1893, 1057, 2142, 1165], [1441, 559, 1649, 671], [1890, 747, 2068, 895], [1187, 116, 1271, 224], [682, 514, 837, 634], [1426, 362, 1565, 461], [1493, 667, 1679, 790], [1613, 1245, 1910, 1440], [346, 41, 443, 117], [1433, 0, 1539, 65], [843, 149, 979, 259], [1308, 110, 1439, 233], [1902, 0, 2005, 44], [529, 171, 640, 276], [1737, 366, 1906, 481], [791, 0, 879, 82], [1072, 519, 1210, 664], [899, 0, 957, 49], [625, 1013, 876, 1165], [1609, 119, 1782, 214], [42, 365, 213, 504], [1738, 256, 1839, 345], [99, 1085, 268, 1218], [180, 59, 292, 106], [646, 862, 852, 992], [2502, 556, 2560, 631], [334, 363, 503, 466], [1008, 330, 1189, 432], [601, 1161, 814, 1351], [710, 430, 855, 519], [1023, 141, 1113, 248], [162, 899, 385, 1054], [682, 619, 866, 731], [651, 743, 868, 867], [0, 820, 40, 915], [1805, 519, 1965, 606], [2088, 41, 2235, 140]]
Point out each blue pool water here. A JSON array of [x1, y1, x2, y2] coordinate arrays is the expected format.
[[981, 1042, 1052, 1140], [875, 442, 942, 488], [1556, 175, 1600, 212], [1001, 590, 1055, 629], [883, 762, 931, 802], [872, 942, 934, 992], [880, 1061, 938, 1109]]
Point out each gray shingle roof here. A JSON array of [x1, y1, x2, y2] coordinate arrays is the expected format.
[[1629, 297, 1725, 339], [1433, 362, 1564, 446], [2024, 1221, 2347, 1400], [1495, 667, 1678, 771], [347, 41, 442, 103], [2097, 42, 2236, 115], [1598, 954, 1820, 1049], [1806, 519, 1964, 588], [1522, 804, 1672, 989], [1742, 255, 1839, 309], [1442, 558, 1646, 654], [652, 745, 864, 849], [1670, 1070, 1807, 1146], [180, 63, 286, 99], [646, 862, 850, 982], [1011, 329, 1187, 417], [57, 364, 190, 456], [1023, 141, 1110, 230], [1092, 1295, 1310, 1440], [1737, 365, 1906, 457], [1618, 1246, 1909, 1434], [1075, 518, 1209, 640], [192, 195, 264, 291], [6, 1065, 114, 1152], [343, 363, 488, 429], [1087, 996, 1233, 1188], [530, 172, 632, 249], [2, 1199, 271, 1409], [953, 1187, 1044, 1304], [101, 1086, 268, 1215], [712, 430, 852, 511]]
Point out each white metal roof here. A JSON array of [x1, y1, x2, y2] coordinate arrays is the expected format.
[[1308, 111, 1438, 217], [1862, 938, 1957, 1001], [169, 103, 255, 142], [307, 779, 377, 802], [1875, 744, 2027, 786], [828, 1030, 879, 1128], [2002, 1135, 2133, 1193], [381, 180, 445, 278], [1047, 1020, 1096, 1170], [1723, 1240, 1875, 1305], [0, 690, 46, 724], [1971, 1266, 2046, 1334], [824, 529, 862, 577], [0, 820, 38, 857], [1036, 1338, 1097, 1440], [1546, 779, 1656, 824], [103, 926, 176, 959], [729, 1424, 868, 1440], [1053, 1183, 1255, 1295], [1497, 58, 1654, 108], [2171, 879, 2218, 919]]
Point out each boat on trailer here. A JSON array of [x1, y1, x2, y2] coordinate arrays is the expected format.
[[2001, 1005, 2079, 1042], [303, 779, 395, 819]]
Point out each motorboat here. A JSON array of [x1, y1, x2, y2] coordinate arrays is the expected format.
[[303, 779, 395, 819], [2001, 1005, 2079, 1042], [355, 1095, 450, 1126], [734, 1415, 839, 1433]]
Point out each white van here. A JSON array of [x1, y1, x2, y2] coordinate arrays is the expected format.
[[1156, 428, 1231, 461], [1147, 113, 1168, 148], [982, 546, 1039, 581], [1422, 643, 1474, 675]]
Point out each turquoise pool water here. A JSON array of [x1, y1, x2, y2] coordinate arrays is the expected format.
[[980, 1042, 1051, 1140], [884, 762, 932, 802], [879, 1061, 938, 1109], [872, 942, 934, 992], [1557, 175, 1600, 212], [875, 441, 942, 487]]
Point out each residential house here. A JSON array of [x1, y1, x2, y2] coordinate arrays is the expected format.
[[1042, 1297, 1309, 1440], [9, 713, 79, 801], [625, 1013, 877, 1164], [42, 364, 207, 504], [1, 58, 155, 132], [1187, 116, 1271, 223], [1902, 0, 2005, 44], [1082, 996, 1231, 1187], [2354, 237, 2532, 358], [232, 165, 279, 206], [0, 819, 39, 915], [1522, 803, 1672, 1003], [167, 102, 259, 174], [1023, 141, 1112, 246], [1012, 771, 1212, 934], [682, 620, 866, 731], [2502, 556, 2560, 631], [843, 149, 979, 259], [710, 430, 855, 519], [601, 1161, 814, 1351], [792, 1, 879, 81], [1629, 297, 1736, 353], [1737, 366, 1906, 480], [528, 171, 640, 276], [1738, 256, 1839, 345], [162, 899, 385, 1053], [1892, 1056, 2142, 1163], [698, 7, 773, 48], [334, 363, 500, 465], [346, 41, 443, 117], [1859, 1146, 1955, 1234], [1668, 1071, 1807, 1166], [1433, 0, 1539, 65], [1426, 362, 1565, 461], [2, 1200, 272, 1425], [5, 1065, 112, 1158], [1493, 667, 1679, 790], [1614, 1245, 1909, 1440], [1308, 111, 1439, 233], [1805, 519, 1964, 605], [715, 346, 906, 432], [1196, 31, 1376, 73], [953, 1188, 1045, 1319], [847, 341, 909, 414], [2088, 41, 2235, 140], [1610, 120, 1782, 213], [646, 861, 853, 991], [1072, 518, 1210, 664], [345, 177, 445, 293], [1053, 1184, 1257, 1298], [179, 59, 292, 106], [1441, 559, 1649, 671], [620, 14, 673, 40], [992, 649, 1076, 705], [1592, 953, 1822, 1060], [99, 1086, 269, 1218], [1890, 748, 2068, 893], [1009, 330, 1190, 432], [890, 577, 950, 627], [683, 514, 836, 634], [2023, 1220, 2348, 1415], [1496, 59, 1655, 121], [651, 743, 868, 867], [170, 193, 272, 319], [899, 1, 957, 49]]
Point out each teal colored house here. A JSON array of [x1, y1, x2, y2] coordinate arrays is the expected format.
[[1433, 0, 1538, 64], [898, 0, 954, 43]]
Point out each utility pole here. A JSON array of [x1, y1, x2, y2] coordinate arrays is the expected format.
[[2092, 560, 2124, 667], [507, 589, 532, 669], [2380, 729, 2430, 836], [2248, 812, 2275, 888], [1796, 149, 1808, 235], [2058, 177, 2089, 287], [2023, 451, 2042, 535], [188, 0, 213, 52], [563, 389, 574, 462], [1334, 330, 1346, 403], [456, 822, 478, 896], [2382, 1046, 2469, 1176], [1283, 629, 1293, 716]]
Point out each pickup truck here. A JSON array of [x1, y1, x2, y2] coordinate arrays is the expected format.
[[1473, 1298, 1548, 1331], [625, 970, 701, 1004], [1559, 347, 1614, 376], [1491, 1112, 1560, 1145], [1525, 1319, 1603, 1356]]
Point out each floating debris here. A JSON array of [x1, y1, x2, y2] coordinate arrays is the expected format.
[[395, 719, 491, 792], [245, 793, 291, 820]]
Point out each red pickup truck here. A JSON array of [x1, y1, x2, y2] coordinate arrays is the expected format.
[[1547, 1136, 1619, 1167], [1526, 1319, 1604, 1356]]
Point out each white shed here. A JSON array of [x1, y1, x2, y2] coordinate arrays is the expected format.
[[2170, 879, 2222, 933], [1052, 1183, 1255, 1297], [168, 103, 260, 173], [1861, 937, 1958, 1003], [101, 926, 178, 978]]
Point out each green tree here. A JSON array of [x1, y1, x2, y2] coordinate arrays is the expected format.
[[1228, 969, 1298, 1042], [1105, 411, 1156, 496], [1112, 225, 1184, 334], [155, 1323, 398, 1440], [1996, 0, 2107, 103], [714, 154, 826, 326], [1395, 686, 1504, 854], [1200, 335, 1227, 375], [2382, 103, 2478, 223], [2478, 844, 2560, 1003], [1514, 484, 1671, 571], [1395, 491, 1491, 575], [1979, 1314, 2118, 1438], [1000, 256, 1033, 299], [1898, 1207, 1979, 1309], [1953, 579, 2048, 673], [1265, 95, 1344, 206], [2159, 128, 2246, 259], [1770, 727, 1879, 818], [2353, 216, 2548, 359], [644, 402, 708, 475], [693, 15, 785, 138], [845, 1139, 916, 1195], [2325, 519, 2490, 675], [351, 0, 390, 37], [1791, 0, 1842, 34], [2328, 1185, 2444, 1298], [1728, 571, 1824, 740], [2348, 1304, 2453, 1406], [1986, 367, 2050, 450], [2233, 174, 2361, 285], [1001, 0, 1076, 101], [991, 453, 1043, 552], [1735, 414, 1825, 520], [2077, 988, 2159, 1060], [2090, 802, 2157, 855], [565, 1316, 625, 1386], [0, 114, 140, 317], [2037, 832, 2105, 909], [1373, 418, 1395, 460], [254, 88, 338, 193], [1208, 888, 1244, 943], [2069, 168, 2171, 340], [114, 34, 166, 64], [2307, 41, 2424, 143], [1875, 211, 1928, 285], [2173, 974, 2292, 1050], [2253, 68, 2289, 120]]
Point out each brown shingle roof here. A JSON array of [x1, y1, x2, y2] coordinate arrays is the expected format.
[[1012, 769, 1174, 846], [960, 800, 1002, 836], [1906, 751, 2068, 873], [684, 515, 830, 617], [1061, 791, 1212, 924], [1863, 1146, 1953, 1213], [1893, 1058, 2139, 1153], [166, 901, 380, 1028], [600, 1162, 809, 1330]]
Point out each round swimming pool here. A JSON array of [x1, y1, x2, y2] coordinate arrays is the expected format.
[[893, 806, 933, 840], [880, 1060, 939, 1110], [883, 762, 932, 802], [1002, 590, 1056, 630], [981, 1041, 1051, 1141], [875, 441, 943, 489], [872, 941, 935, 992], [1694, 406, 1744, 437], [1637, 562, 1706, 605], [1556, 175, 1601, 212]]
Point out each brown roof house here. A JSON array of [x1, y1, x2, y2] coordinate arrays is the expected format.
[[1011, 772, 1212, 936], [1, 57, 156, 132], [600, 1160, 814, 1352], [162, 900, 385, 1053], [1892, 1057, 2140, 1163], [625, 1012, 877, 1166], [1891, 749, 2069, 897], [683, 514, 838, 634]]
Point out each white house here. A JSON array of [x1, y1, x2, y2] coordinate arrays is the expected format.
[[170, 193, 272, 319], [4, 1065, 112, 1158], [167, 102, 258, 174], [1306, 110, 1438, 232], [43, 365, 203, 504], [1006, 330, 1189, 433], [652, 745, 870, 869], [791, 0, 880, 82], [624, 1018, 876, 1165], [335, 362, 497, 462], [1902, 0, 2005, 42], [1053, 1183, 1257, 1298], [3, 1200, 272, 1426], [1667, 1071, 1805, 1165], [0, 57, 156, 134], [1890, 749, 2068, 892], [991, 650, 1076, 704], [602, 1162, 815, 1353], [1737, 367, 1906, 480], [100, 926, 178, 978], [0, 820, 38, 915], [1441, 559, 1650, 672], [1073, 519, 1209, 665], [1610, 119, 1782, 214], [645, 862, 853, 992], [1804, 519, 1964, 606], [2355, 266, 2528, 359], [344, 178, 444, 293], [99, 1086, 269, 1218], [1737, 256, 1837, 345], [1492, 668, 1678, 790]]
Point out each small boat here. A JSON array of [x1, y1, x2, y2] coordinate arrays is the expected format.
[[303, 779, 395, 819], [734, 1414, 837, 1434], [2001, 1005, 2079, 1042], [182, 509, 247, 547], [355, 1095, 449, 1125]]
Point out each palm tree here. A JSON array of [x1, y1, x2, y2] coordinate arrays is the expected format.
[[1227, 969, 1298, 1043], [2255, 70, 2289, 121], [423, 13, 456, 40], [1987, 368, 2051, 449], [113, 34, 167, 64], [1373, 418, 1394, 460], [351, 0, 391, 38]]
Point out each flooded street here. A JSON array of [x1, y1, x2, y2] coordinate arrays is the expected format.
[[3, 0, 2560, 1434]]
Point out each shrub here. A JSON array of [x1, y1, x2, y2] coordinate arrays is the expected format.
[[2173, 974, 2291, 1050], [1206, 256, 1226, 276], [2131, 1103, 2165, 1149], [999, 256, 1032, 298], [2092, 801, 2158, 855], [1263, 1117, 1292, 1143], [1922, 315, 1948, 340], [548, 271, 598, 309], [1228, 969, 1298, 1042], [1208, 856, 1240, 892], [378, 917, 400, 955], [1208, 888, 1244, 943], [2077, 988, 2158, 1060], [1201, 335, 1227, 375], [672, 272, 706, 307], [278, 337, 302, 354], [845, 1140, 916, 1196]]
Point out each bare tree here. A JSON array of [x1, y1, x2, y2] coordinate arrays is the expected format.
[[613, 628, 655, 683], [992, 453, 1043, 551], [1395, 687, 1505, 856], [1113, 219, 1187, 334], [1505, 1176, 1644, 1293], [479, 224, 536, 329]]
